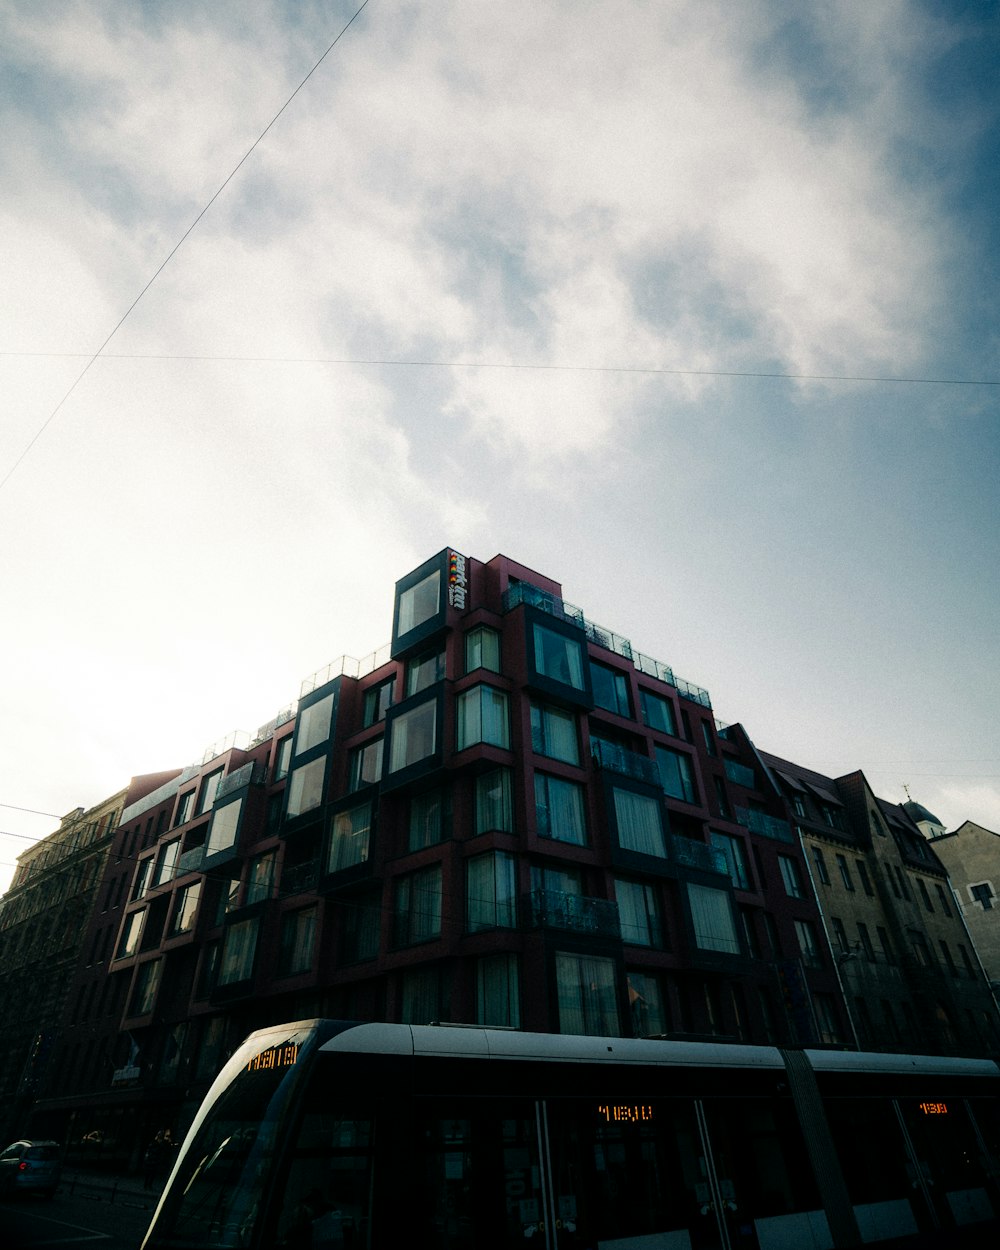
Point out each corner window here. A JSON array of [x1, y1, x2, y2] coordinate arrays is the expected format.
[[456, 685, 510, 750], [207, 798, 243, 856], [477, 954, 520, 1028], [466, 852, 516, 931], [287, 757, 327, 817], [535, 773, 587, 845], [217, 917, 258, 985], [639, 689, 676, 736], [406, 648, 445, 696], [612, 787, 667, 858], [532, 622, 585, 689], [410, 787, 449, 850], [555, 952, 620, 1036], [591, 662, 630, 717], [278, 907, 317, 976], [389, 699, 438, 772], [465, 626, 500, 674], [295, 692, 335, 756], [530, 702, 579, 764], [393, 864, 442, 946], [655, 746, 697, 804], [778, 855, 805, 899], [397, 569, 441, 636], [349, 739, 383, 791], [615, 879, 662, 947], [709, 831, 750, 890], [475, 768, 513, 834], [328, 801, 372, 873], [362, 678, 395, 728], [688, 884, 740, 954]]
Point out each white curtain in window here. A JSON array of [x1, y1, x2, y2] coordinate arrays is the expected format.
[[390, 701, 437, 772], [537, 775, 586, 845], [688, 884, 740, 954], [555, 953, 620, 1036], [613, 789, 666, 857], [467, 853, 516, 931], [477, 955, 520, 1027], [329, 803, 372, 872], [476, 769, 512, 833], [616, 880, 658, 946]]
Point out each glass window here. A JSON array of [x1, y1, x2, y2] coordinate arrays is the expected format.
[[917, 878, 933, 911], [217, 917, 258, 985], [456, 685, 510, 750], [530, 702, 579, 764], [616, 879, 662, 946], [409, 788, 448, 850], [591, 663, 630, 716], [197, 769, 224, 816], [342, 892, 380, 963], [688, 883, 740, 954], [778, 854, 805, 899], [131, 858, 153, 901], [389, 699, 438, 772], [639, 689, 676, 735], [831, 916, 849, 953], [465, 626, 500, 673], [398, 569, 441, 635], [273, 735, 293, 781], [116, 910, 145, 959], [295, 693, 335, 755], [795, 919, 822, 967], [348, 738, 383, 791], [532, 622, 585, 689], [466, 852, 516, 931], [130, 959, 163, 1015], [286, 757, 326, 817], [394, 864, 442, 946], [174, 790, 194, 827], [811, 845, 829, 884], [857, 922, 876, 962], [836, 854, 854, 890], [170, 882, 202, 935], [406, 648, 445, 696], [329, 801, 372, 873], [245, 853, 275, 905], [935, 883, 952, 916], [613, 788, 667, 857], [710, 831, 751, 890], [400, 966, 447, 1024], [628, 971, 669, 1037], [362, 678, 395, 728], [535, 773, 587, 845], [856, 860, 874, 896], [555, 952, 620, 1036], [654, 746, 697, 803], [207, 798, 243, 856], [155, 840, 181, 886], [278, 906, 316, 976], [476, 768, 513, 833], [476, 954, 520, 1028]]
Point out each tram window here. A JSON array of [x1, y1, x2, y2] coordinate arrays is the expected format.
[[824, 1098, 912, 1205], [274, 1106, 374, 1249]]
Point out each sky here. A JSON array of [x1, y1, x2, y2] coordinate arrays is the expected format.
[[1, 0, 998, 894]]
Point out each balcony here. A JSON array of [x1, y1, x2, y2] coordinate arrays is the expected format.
[[282, 860, 319, 895], [671, 836, 729, 876], [723, 760, 756, 790], [524, 888, 621, 940], [735, 807, 794, 844], [177, 847, 205, 876], [590, 739, 660, 787], [217, 761, 267, 802]]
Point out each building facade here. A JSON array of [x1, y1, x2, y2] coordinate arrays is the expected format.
[[928, 820, 1000, 993]]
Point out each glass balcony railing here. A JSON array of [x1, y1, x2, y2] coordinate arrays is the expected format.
[[524, 889, 621, 939], [723, 759, 756, 790], [282, 860, 319, 895], [590, 739, 660, 787], [177, 847, 205, 876], [735, 807, 794, 844], [216, 761, 267, 802], [671, 836, 729, 876]]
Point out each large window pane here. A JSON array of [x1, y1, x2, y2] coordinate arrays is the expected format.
[[778, 854, 805, 899], [349, 739, 383, 791], [218, 918, 258, 985], [591, 663, 630, 716], [533, 623, 585, 689], [688, 883, 740, 954], [475, 768, 513, 833], [398, 570, 441, 635], [287, 757, 326, 817], [278, 906, 316, 976], [406, 649, 445, 696], [465, 627, 500, 674], [710, 831, 750, 890], [246, 852, 275, 905], [466, 852, 516, 932], [615, 879, 662, 946], [394, 865, 442, 945], [197, 769, 223, 816], [329, 801, 372, 872], [130, 959, 163, 1015], [295, 693, 335, 755], [116, 910, 145, 959], [389, 700, 438, 772], [477, 954, 520, 1028], [640, 689, 677, 735], [628, 971, 668, 1037], [556, 953, 620, 1036], [342, 892, 380, 963], [535, 773, 587, 845], [410, 788, 448, 850], [362, 678, 395, 728], [530, 702, 579, 764], [457, 685, 509, 750], [207, 799, 243, 856], [613, 788, 667, 857], [170, 882, 202, 935], [400, 966, 447, 1024], [655, 746, 697, 803]]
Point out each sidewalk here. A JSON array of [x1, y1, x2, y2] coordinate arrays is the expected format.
[[61, 1167, 165, 1213]]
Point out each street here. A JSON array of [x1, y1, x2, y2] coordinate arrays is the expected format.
[[1, 1181, 157, 1250]]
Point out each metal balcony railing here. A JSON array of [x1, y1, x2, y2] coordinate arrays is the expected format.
[[300, 644, 392, 697], [524, 889, 621, 939]]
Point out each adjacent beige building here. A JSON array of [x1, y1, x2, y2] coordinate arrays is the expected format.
[[927, 819, 1000, 992]]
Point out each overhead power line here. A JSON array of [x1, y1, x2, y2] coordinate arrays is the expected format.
[[0, 0, 372, 495]]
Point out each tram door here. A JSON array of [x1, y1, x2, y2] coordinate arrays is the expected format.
[[895, 1097, 999, 1233]]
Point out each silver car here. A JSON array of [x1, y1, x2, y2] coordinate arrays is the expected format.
[[0, 1140, 61, 1197]]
